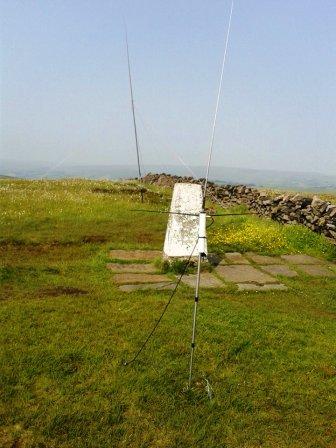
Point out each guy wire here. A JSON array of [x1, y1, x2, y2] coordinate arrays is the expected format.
[[123, 239, 199, 366]]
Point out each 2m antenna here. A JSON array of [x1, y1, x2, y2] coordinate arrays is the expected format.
[[203, 0, 234, 199], [122, 2, 235, 393], [125, 27, 143, 202], [188, 0, 234, 389]]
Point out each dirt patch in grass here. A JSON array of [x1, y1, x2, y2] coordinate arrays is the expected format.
[[42, 267, 60, 274], [310, 309, 336, 319], [38, 286, 88, 297], [92, 186, 147, 194], [0, 239, 79, 249], [136, 232, 157, 244], [91, 185, 167, 204], [1, 245, 90, 267], [320, 365, 336, 378], [81, 235, 107, 243], [0, 284, 14, 300], [91, 187, 115, 194]]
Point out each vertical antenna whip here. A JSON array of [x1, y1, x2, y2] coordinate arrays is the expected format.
[[203, 0, 234, 199], [125, 27, 142, 182], [188, 0, 233, 390]]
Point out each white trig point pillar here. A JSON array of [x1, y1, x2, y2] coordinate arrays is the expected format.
[[163, 183, 207, 258]]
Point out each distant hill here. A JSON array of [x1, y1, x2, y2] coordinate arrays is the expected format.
[[0, 159, 335, 193], [0, 175, 15, 179]]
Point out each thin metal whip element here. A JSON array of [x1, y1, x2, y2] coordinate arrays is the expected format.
[[131, 208, 256, 217], [125, 27, 143, 202], [203, 0, 234, 199], [188, 1, 234, 390]]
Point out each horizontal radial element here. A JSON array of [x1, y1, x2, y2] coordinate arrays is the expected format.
[[163, 183, 207, 258]]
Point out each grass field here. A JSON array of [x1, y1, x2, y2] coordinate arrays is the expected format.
[[1, 179, 336, 448]]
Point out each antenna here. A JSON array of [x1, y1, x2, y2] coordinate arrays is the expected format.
[[123, 2, 235, 393], [125, 26, 144, 202], [188, 0, 234, 389], [203, 0, 234, 199]]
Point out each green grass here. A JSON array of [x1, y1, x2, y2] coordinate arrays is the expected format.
[[209, 205, 336, 260], [0, 179, 336, 448]]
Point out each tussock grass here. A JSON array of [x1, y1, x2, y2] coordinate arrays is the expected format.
[[0, 179, 335, 447]]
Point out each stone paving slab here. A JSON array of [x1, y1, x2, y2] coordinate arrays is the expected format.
[[114, 273, 169, 285], [246, 253, 284, 265], [260, 264, 298, 278], [107, 250, 335, 293], [238, 283, 288, 291], [106, 263, 155, 273], [109, 249, 162, 260], [280, 254, 325, 265], [216, 265, 277, 284], [222, 252, 250, 265], [296, 265, 336, 277], [180, 272, 224, 289], [119, 282, 176, 292]]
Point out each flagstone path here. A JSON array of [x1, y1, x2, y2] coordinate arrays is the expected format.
[[119, 282, 176, 292], [295, 264, 336, 277], [113, 273, 169, 285], [216, 265, 277, 284], [107, 263, 155, 273], [259, 265, 298, 278], [106, 250, 336, 293], [280, 254, 326, 264], [180, 272, 224, 289]]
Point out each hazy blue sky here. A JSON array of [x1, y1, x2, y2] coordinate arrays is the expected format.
[[1, 0, 335, 175]]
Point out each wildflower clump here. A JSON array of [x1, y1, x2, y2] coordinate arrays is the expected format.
[[210, 221, 288, 254]]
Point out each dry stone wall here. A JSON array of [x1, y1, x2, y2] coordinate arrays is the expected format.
[[142, 173, 336, 242]]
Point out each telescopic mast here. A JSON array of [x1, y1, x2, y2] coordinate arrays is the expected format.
[[187, 0, 234, 388]]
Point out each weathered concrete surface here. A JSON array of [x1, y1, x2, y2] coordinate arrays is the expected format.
[[223, 252, 250, 265], [237, 283, 288, 291], [216, 265, 277, 284], [110, 250, 162, 260], [260, 264, 298, 278], [246, 253, 283, 265], [119, 282, 176, 292], [106, 263, 155, 273], [180, 272, 224, 289], [163, 183, 206, 258], [114, 273, 169, 284], [296, 265, 336, 277], [280, 254, 324, 265]]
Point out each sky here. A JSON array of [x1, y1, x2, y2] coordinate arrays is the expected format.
[[1, 0, 335, 175]]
